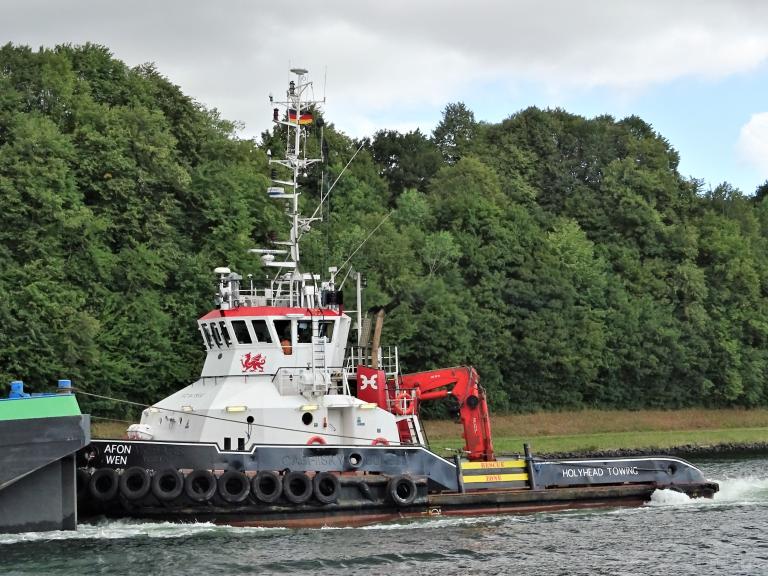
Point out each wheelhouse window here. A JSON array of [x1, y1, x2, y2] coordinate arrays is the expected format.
[[219, 321, 233, 347], [201, 324, 214, 348], [297, 320, 312, 343], [210, 323, 223, 347], [318, 320, 335, 342], [274, 319, 292, 355], [251, 319, 273, 343], [231, 320, 252, 344]]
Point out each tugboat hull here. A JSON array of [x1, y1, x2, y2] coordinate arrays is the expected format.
[[76, 439, 718, 528]]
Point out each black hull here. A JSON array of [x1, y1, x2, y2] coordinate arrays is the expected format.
[[0, 415, 90, 533], [76, 439, 719, 528]]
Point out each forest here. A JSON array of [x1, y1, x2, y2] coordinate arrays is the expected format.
[[3, 43, 768, 418]]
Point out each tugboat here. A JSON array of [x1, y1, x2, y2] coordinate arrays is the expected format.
[[75, 68, 718, 527]]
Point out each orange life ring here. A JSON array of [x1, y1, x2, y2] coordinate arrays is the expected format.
[[371, 437, 390, 446], [393, 391, 415, 415], [306, 435, 327, 445]]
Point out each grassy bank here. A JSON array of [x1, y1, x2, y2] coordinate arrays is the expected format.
[[424, 408, 768, 455], [92, 409, 768, 455]]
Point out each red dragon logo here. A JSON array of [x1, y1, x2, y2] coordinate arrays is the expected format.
[[240, 352, 266, 373]]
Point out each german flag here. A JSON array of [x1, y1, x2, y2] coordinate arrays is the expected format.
[[288, 109, 313, 125]]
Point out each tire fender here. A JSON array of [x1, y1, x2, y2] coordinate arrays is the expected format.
[[184, 469, 217, 503], [119, 466, 151, 501], [252, 471, 283, 503], [387, 475, 417, 507], [283, 471, 313, 504], [151, 468, 184, 501], [89, 468, 118, 502], [217, 470, 251, 504], [313, 472, 341, 504]]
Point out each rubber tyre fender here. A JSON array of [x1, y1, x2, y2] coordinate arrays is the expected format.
[[76, 468, 91, 500], [119, 466, 151, 501], [252, 471, 283, 503], [217, 470, 251, 504], [283, 471, 313, 504], [151, 468, 184, 501], [387, 475, 417, 507], [89, 468, 119, 502], [313, 472, 340, 504], [184, 469, 217, 503]]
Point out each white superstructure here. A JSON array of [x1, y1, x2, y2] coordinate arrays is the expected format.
[[127, 69, 414, 450]]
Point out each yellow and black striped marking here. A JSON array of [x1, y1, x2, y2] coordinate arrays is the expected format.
[[460, 460, 530, 490]]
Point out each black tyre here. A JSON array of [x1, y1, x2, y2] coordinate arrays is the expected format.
[[119, 467, 151, 500], [89, 468, 119, 501], [283, 471, 313, 504], [151, 468, 184, 501], [251, 471, 283, 503], [184, 469, 217, 503], [387, 475, 417, 507], [217, 470, 251, 504], [313, 472, 340, 504], [76, 468, 91, 500]]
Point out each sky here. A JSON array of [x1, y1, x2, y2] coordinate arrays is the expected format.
[[3, 0, 768, 194]]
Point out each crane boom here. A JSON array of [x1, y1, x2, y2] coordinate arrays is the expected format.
[[396, 366, 494, 461]]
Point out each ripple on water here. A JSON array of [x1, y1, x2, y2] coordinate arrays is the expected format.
[[1, 458, 766, 576]]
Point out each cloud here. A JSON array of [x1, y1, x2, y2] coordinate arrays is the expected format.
[[3, 0, 768, 139], [738, 113, 768, 178]]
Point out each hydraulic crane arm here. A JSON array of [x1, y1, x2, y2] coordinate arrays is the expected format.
[[396, 366, 494, 461]]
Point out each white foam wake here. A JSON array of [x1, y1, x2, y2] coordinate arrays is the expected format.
[[0, 519, 283, 545], [647, 475, 768, 509]]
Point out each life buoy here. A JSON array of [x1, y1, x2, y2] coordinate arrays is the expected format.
[[151, 468, 184, 501], [387, 475, 417, 507], [119, 466, 151, 500], [283, 471, 313, 504], [306, 435, 327, 445], [252, 471, 283, 503], [393, 391, 415, 415], [184, 469, 217, 503], [89, 468, 118, 501], [313, 472, 341, 504], [371, 437, 390, 446], [217, 470, 251, 504]]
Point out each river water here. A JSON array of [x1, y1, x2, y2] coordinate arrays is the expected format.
[[1, 456, 766, 576]]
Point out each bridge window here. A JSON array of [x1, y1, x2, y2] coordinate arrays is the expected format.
[[231, 320, 252, 344], [318, 320, 335, 342], [274, 320, 292, 355], [297, 320, 312, 343], [251, 320, 273, 343], [219, 321, 233, 347], [201, 324, 214, 348], [210, 323, 223, 347]]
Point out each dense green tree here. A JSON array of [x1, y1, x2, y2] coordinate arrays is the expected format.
[[5, 42, 768, 417], [432, 102, 477, 164]]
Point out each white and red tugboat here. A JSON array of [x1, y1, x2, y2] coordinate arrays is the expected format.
[[76, 69, 718, 527]]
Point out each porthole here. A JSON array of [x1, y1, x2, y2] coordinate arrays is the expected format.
[[302, 412, 313, 426]]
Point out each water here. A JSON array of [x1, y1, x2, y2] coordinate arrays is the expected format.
[[2, 457, 767, 576]]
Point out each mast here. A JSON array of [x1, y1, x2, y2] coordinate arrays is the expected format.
[[266, 68, 324, 267]]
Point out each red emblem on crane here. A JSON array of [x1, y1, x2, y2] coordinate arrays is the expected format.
[[240, 352, 266, 372]]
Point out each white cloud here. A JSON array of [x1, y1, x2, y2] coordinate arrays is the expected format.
[[2, 0, 768, 139], [738, 113, 768, 178]]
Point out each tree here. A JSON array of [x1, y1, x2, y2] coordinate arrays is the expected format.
[[432, 102, 476, 164]]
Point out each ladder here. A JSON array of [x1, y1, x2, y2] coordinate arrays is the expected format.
[[311, 324, 327, 369]]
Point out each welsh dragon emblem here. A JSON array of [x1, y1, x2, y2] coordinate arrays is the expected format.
[[240, 352, 266, 373]]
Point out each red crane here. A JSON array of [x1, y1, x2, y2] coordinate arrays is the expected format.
[[393, 366, 495, 461]]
